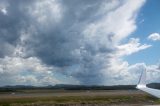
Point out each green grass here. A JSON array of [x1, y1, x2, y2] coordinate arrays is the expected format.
[[0, 90, 160, 106], [0, 95, 159, 106]]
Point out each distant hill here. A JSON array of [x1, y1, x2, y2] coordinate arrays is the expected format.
[[2, 83, 160, 92], [147, 83, 160, 89], [53, 84, 136, 90], [0, 84, 137, 92]]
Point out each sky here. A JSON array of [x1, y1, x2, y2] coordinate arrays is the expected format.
[[0, 0, 160, 86]]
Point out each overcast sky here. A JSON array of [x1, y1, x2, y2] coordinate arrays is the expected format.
[[0, 0, 160, 86]]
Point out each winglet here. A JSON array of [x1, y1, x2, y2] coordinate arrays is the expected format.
[[136, 69, 147, 89], [136, 68, 160, 98]]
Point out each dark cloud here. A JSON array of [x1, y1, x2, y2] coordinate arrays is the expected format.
[[0, 0, 146, 85], [0, 0, 34, 57], [23, 0, 112, 84]]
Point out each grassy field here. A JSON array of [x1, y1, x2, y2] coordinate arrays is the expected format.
[[0, 90, 160, 106]]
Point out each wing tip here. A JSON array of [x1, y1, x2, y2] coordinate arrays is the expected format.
[[136, 68, 146, 89]]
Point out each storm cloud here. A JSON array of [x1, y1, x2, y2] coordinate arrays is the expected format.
[[0, 0, 153, 86]]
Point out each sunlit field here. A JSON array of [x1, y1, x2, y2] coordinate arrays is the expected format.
[[0, 90, 160, 106]]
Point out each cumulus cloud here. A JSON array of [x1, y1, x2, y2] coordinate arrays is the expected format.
[[0, 56, 61, 86], [128, 63, 160, 84], [0, 0, 153, 86], [148, 33, 160, 41], [117, 38, 151, 57]]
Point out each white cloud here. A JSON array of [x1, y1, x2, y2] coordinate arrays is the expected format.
[[84, 0, 145, 42], [148, 33, 160, 41], [0, 1, 8, 15], [28, 0, 63, 26], [128, 63, 160, 84], [117, 38, 151, 56], [0, 56, 61, 86], [0, 8, 7, 15]]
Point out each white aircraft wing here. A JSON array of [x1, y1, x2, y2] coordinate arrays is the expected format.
[[137, 85, 160, 98], [136, 69, 160, 98]]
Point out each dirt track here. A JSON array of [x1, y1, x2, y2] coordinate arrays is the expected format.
[[0, 90, 145, 98]]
